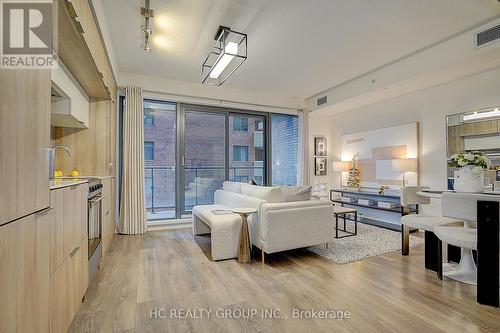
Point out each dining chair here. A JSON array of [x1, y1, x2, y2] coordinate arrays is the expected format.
[[434, 192, 500, 286], [400, 186, 463, 272]]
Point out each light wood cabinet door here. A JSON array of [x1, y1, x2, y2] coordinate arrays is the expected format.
[[63, 186, 78, 258], [80, 236, 89, 298], [0, 69, 50, 225], [49, 262, 65, 333], [459, 123, 478, 136], [49, 188, 65, 275], [0, 209, 50, 333], [77, 183, 89, 241]]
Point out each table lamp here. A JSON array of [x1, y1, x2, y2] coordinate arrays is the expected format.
[[333, 161, 350, 187], [391, 158, 417, 187]]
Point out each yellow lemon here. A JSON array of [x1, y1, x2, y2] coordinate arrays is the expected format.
[[70, 170, 79, 177]]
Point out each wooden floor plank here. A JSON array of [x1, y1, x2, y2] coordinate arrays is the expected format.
[[69, 229, 500, 333]]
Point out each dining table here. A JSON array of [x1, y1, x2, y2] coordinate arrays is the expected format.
[[417, 189, 500, 308]]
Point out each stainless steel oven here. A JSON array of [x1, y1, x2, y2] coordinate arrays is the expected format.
[[87, 179, 103, 283]]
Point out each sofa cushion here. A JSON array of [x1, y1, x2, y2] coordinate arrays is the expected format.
[[279, 186, 312, 202], [241, 184, 284, 203], [222, 181, 243, 193]]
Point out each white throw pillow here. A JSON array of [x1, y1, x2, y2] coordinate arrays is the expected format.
[[222, 181, 243, 193], [241, 183, 284, 203], [279, 186, 312, 202]]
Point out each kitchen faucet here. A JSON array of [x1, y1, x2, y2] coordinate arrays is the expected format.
[[49, 145, 72, 179]]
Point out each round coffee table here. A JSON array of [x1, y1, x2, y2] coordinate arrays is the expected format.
[[232, 208, 257, 263]]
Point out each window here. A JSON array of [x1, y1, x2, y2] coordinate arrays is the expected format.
[[144, 108, 154, 125], [235, 175, 249, 183], [233, 145, 248, 161], [255, 119, 264, 131], [233, 116, 248, 132], [144, 141, 155, 160], [271, 114, 299, 186], [255, 148, 264, 161]]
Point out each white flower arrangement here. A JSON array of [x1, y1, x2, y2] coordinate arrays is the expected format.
[[448, 151, 492, 174]]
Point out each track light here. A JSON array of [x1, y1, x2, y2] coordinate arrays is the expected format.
[[140, 0, 154, 52]]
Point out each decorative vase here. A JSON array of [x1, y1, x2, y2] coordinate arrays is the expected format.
[[453, 165, 484, 193]]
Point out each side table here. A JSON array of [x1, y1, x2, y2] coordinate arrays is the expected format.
[[232, 208, 257, 263]]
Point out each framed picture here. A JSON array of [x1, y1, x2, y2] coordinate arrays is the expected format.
[[315, 157, 327, 176], [314, 136, 327, 156]]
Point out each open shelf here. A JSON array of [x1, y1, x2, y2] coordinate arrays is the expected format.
[[332, 200, 402, 213]]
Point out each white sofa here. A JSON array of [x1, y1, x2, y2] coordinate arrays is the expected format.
[[192, 182, 334, 262]]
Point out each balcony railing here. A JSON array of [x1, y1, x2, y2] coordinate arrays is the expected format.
[[144, 165, 264, 216]]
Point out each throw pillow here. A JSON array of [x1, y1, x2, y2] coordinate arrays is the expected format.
[[279, 186, 312, 202], [222, 181, 243, 193], [241, 183, 284, 203]]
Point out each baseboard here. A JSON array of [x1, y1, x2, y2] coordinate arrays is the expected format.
[[147, 218, 193, 231]]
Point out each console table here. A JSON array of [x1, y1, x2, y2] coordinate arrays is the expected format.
[[330, 189, 416, 231]]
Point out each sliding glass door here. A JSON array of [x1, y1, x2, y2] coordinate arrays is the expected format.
[[229, 114, 266, 185], [143, 100, 177, 221], [182, 109, 226, 216], [136, 100, 300, 222]]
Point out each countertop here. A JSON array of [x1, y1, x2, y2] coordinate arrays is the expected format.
[[50, 179, 88, 190]]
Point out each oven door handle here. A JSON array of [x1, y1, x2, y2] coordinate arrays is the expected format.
[[89, 195, 104, 206]]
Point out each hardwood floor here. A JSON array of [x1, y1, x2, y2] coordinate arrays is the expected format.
[[70, 229, 500, 333]]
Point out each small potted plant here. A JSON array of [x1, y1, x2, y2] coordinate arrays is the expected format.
[[448, 151, 491, 193]]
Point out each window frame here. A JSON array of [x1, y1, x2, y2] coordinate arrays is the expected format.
[[232, 116, 249, 132], [144, 141, 155, 160], [232, 145, 249, 162]]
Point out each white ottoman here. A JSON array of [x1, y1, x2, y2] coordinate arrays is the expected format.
[[192, 204, 242, 261]]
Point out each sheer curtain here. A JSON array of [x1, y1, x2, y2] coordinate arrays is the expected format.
[[119, 86, 147, 235], [297, 109, 310, 186]]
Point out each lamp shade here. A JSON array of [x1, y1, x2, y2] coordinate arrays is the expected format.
[[333, 161, 350, 172], [391, 158, 417, 172]]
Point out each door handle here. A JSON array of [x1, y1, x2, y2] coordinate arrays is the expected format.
[[70, 246, 80, 257]]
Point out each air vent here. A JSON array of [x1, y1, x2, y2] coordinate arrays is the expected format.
[[476, 24, 500, 47], [316, 96, 327, 106]]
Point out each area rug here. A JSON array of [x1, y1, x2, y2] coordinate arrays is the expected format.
[[308, 221, 424, 264]]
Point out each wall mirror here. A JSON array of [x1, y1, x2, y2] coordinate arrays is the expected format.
[[446, 106, 500, 190]]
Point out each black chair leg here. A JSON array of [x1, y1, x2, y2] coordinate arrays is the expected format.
[[424, 231, 440, 272], [437, 239, 443, 280], [343, 213, 347, 231], [335, 214, 338, 239], [447, 244, 461, 264], [354, 212, 357, 235], [401, 225, 409, 256]]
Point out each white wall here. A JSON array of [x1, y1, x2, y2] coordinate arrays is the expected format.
[[308, 112, 335, 188], [310, 66, 500, 215], [120, 72, 304, 111]]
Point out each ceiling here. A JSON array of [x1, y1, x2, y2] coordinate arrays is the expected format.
[[101, 0, 500, 100]]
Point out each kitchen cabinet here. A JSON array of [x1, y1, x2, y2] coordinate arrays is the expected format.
[[50, 237, 87, 333], [0, 209, 51, 333], [49, 183, 89, 333], [459, 122, 478, 136], [57, 0, 117, 102], [0, 69, 51, 226], [51, 65, 90, 129], [49, 183, 88, 275], [101, 178, 115, 255]]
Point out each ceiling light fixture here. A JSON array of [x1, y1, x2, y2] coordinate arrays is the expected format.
[[202, 26, 247, 85], [463, 107, 500, 121], [140, 0, 154, 52]]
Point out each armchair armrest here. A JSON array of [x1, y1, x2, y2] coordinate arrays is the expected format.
[[258, 200, 334, 251]]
